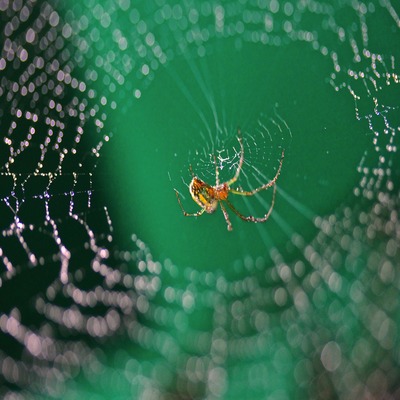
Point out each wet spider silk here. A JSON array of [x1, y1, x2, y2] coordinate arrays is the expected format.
[[0, 1, 399, 399]]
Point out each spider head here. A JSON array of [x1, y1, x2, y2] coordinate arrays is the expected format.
[[189, 177, 218, 214]]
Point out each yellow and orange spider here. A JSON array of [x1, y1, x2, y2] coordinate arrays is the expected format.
[[174, 130, 285, 231]]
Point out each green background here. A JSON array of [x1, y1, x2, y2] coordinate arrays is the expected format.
[[107, 40, 364, 270]]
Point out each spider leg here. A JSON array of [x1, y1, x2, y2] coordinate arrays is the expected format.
[[213, 154, 220, 186], [226, 129, 244, 187], [230, 150, 284, 196], [225, 184, 277, 223], [219, 201, 233, 231], [174, 189, 205, 217]]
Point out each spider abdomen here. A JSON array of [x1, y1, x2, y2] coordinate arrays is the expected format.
[[189, 177, 219, 213]]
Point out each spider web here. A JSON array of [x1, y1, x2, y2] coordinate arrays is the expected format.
[[0, 1, 399, 399]]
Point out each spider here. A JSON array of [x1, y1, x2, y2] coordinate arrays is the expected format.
[[174, 130, 285, 231]]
